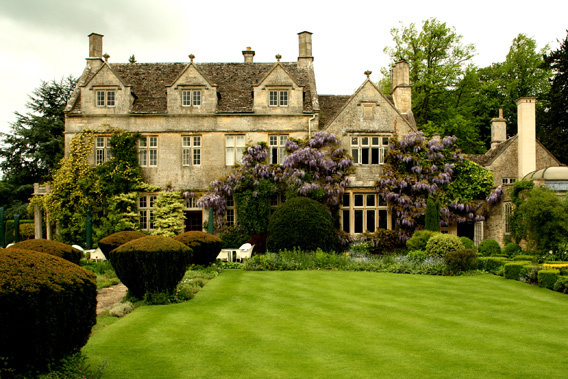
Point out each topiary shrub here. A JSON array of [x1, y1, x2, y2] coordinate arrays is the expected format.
[[519, 264, 542, 284], [460, 236, 476, 251], [444, 249, 478, 274], [538, 269, 561, 289], [174, 231, 222, 266], [406, 230, 437, 252], [108, 235, 192, 299], [425, 233, 464, 258], [267, 196, 338, 253], [8, 239, 82, 265], [0, 248, 96, 372], [478, 239, 502, 257], [98, 230, 147, 258], [503, 242, 522, 257]]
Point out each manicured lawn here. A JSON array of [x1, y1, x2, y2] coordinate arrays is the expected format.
[[84, 271, 568, 378]]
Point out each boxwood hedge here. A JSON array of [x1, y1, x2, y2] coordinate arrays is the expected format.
[[108, 235, 192, 299], [0, 248, 97, 372], [8, 239, 82, 265], [267, 196, 338, 253], [174, 231, 222, 266], [98, 230, 147, 258]]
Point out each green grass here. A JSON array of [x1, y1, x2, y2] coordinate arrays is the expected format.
[[84, 271, 568, 378]]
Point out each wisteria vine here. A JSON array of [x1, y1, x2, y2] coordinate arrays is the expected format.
[[376, 132, 502, 239], [198, 131, 354, 229]]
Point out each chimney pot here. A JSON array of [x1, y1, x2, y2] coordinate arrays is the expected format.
[[242, 48, 255, 63]]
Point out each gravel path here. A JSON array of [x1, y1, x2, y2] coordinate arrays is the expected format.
[[96, 283, 127, 315]]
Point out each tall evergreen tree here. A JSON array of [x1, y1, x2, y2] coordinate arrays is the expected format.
[[0, 77, 76, 210], [539, 30, 568, 164]]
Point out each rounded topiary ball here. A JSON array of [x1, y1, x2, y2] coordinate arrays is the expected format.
[[108, 235, 192, 299], [174, 231, 222, 266], [478, 239, 502, 257], [9, 239, 82, 265], [267, 196, 338, 252], [425, 233, 465, 258], [98, 230, 147, 258], [0, 248, 97, 371]]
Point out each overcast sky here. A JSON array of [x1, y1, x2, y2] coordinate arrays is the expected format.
[[0, 0, 566, 139]]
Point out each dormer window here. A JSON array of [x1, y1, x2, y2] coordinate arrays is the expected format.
[[182, 90, 201, 107], [96, 90, 115, 107], [269, 90, 288, 106]]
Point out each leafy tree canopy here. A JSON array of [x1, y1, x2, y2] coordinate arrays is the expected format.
[[539, 30, 568, 164], [0, 77, 76, 210]]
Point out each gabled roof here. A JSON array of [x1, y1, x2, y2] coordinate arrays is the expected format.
[[68, 61, 315, 114], [318, 79, 417, 132], [467, 136, 517, 166]]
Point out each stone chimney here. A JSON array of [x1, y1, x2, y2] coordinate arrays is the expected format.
[[391, 60, 412, 114], [87, 33, 104, 70], [490, 108, 507, 149], [242, 47, 255, 63], [298, 31, 313, 68], [517, 97, 537, 178]]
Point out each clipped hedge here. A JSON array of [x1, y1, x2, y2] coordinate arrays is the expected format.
[[514, 254, 536, 262], [0, 248, 97, 371], [444, 249, 478, 274], [406, 230, 437, 252], [504, 261, 532, 280], [267, 196, 338, 253], [478, 239, 501, 257], [8, 239, 82, 265], [538, 269, 561, 290], [478, 256, 509, 274], [425, 233, 464, 258], [108, 235, 192, 299], [174, 231, 221, 266], [98, 230, 147, 257]]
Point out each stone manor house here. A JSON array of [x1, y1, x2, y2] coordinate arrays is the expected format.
[[58, 32, 561, 246]]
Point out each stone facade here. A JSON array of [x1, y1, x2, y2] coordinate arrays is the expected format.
[[64, 32, 418, 235], [64, 32, 558, 244]]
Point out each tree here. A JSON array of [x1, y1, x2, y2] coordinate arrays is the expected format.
[[0, 77, 76, 209], [424, 196, 440, 232], [475, 34, 551, 137], [384, 18, 476, 131], [539, 30, 568, 164], [151, 191, 185, 238], [509, 184, 568, 253]]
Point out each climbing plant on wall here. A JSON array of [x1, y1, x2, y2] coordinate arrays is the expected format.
[[198, 132, 353, 238], [376, 132, 502, 240]]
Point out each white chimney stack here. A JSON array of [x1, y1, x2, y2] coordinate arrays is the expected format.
[[517, 97, 537, 178]]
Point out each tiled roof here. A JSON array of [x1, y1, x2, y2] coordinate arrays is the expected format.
[[467, 136, 516, 167], [70, 62, 315, 114], [318, 95, 351, 128]]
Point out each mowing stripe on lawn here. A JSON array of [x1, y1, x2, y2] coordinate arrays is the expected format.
[[85, 271, 568, 378]]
